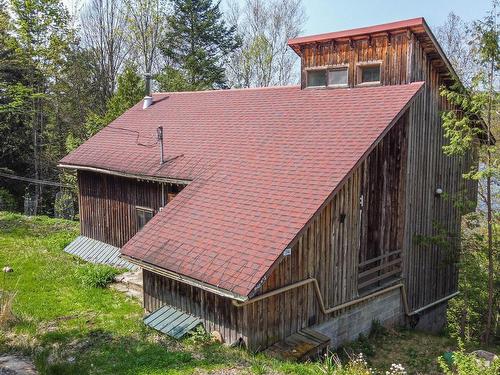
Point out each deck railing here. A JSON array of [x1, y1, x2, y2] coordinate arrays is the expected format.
[[358, 249, 402, 291]]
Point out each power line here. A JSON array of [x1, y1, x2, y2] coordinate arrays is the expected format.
[[0, 172, 72, 188]]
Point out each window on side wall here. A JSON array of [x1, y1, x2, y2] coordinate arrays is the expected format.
[[136, 207, 154, 230], [358, 64, 381, 84], [307, 69, 327, 87], [328, 67, 348, 87]]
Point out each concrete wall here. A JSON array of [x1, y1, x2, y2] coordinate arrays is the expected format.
[[313, 289, 403, 348], [411, 301, 448, 333]]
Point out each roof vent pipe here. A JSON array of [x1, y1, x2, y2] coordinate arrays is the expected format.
[[143, 72, 153, 109]]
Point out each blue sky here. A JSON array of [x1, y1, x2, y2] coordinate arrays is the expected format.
[[301, 0, 492, 36]]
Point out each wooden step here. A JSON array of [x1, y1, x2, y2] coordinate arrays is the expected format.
[[264, 328, 330, 362]]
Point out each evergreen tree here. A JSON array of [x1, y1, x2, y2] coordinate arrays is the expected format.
[[161, 0, 240, 90]]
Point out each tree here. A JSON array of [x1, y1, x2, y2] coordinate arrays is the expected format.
[[125, 0, 168, 75], [225, 0, 306, 87], [161, 0, 240, 90], [67, 63, 144, 152], [440, 1, 499, 344], [436, 12, 478, 87], [81, 0, 130, 102], [9, 0, 73, 214]]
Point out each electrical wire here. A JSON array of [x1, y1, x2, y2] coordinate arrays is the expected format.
[[106, 126, 160, 148], [0, 172, 72, 188]]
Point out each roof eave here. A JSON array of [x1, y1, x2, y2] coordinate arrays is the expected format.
[[121, 255, 249, 302], [58, 163, 191, 185]]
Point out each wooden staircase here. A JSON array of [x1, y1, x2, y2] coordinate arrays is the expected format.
[[264, 328, 330, 362]]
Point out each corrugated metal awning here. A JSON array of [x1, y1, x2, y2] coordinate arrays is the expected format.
[[144, 305, 202, 339], [64, 235, 138, 270]]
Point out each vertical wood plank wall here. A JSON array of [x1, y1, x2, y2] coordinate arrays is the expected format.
[[78, 170, 180, 248], [143, 269, 248, 346], [402, 36, 478, 310], [300, 33, 410, 88]]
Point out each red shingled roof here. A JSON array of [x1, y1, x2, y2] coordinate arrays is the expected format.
[[61, 83, 424, 298]]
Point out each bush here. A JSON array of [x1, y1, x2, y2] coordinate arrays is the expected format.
[[77, 264, 120, 288], [439, 348, 500, 375], [0, 188, 16, 211], [317, 352, 407, 375]]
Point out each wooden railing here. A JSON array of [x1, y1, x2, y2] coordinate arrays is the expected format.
[[358, 250, 402, 291]]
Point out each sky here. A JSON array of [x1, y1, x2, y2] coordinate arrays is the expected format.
[[63, 0, 493, 34], [301, 0, 492, 36]]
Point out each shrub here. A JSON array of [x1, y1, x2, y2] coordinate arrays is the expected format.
[[438, 348, 500, 375], [317, 352, 407, 375], [77, 264, 120, 288], [0, 188, 16, 211]]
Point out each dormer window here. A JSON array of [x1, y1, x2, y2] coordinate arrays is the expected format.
[[358, 63, 381, 85], [328, 67, 348, 87], [307, 70, 327, 87], [306, 66, 349, 88]]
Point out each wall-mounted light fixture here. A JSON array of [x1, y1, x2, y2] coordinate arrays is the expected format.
[[435, 188, 443, 197]]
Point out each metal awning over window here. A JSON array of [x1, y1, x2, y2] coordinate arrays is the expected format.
[[144, 305, 202, 339]]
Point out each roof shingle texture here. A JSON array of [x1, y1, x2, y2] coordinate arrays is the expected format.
[[61, 83, 424, 297]]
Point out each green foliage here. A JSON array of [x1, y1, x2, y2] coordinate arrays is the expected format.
[[162, 0, 240, 90], [446, 213, 499, 344], [65, 64, 144, 151], [104, 63, 144, 123], [76, 263, 121, 288], [439, 347, 500, 375], [0, 188, 16, 211], [155, 65, 192, 92]]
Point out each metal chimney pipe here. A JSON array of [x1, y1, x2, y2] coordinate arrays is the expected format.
[[143, 72, 153, 109], [157, 126, 164, 164]]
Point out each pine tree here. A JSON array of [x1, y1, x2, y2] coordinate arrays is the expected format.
[[161, 0, 240, 90]]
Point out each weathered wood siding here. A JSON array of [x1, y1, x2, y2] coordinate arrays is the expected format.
[[300, 32, 411, 88], [402, 36, 478, 310], [78, 170, 181, 247], [143, 269, 248, 346]]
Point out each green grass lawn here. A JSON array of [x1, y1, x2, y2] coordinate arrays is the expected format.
[[0, 211, 470, 374]]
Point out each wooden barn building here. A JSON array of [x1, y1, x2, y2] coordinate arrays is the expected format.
[[60, 18, 479, 354]]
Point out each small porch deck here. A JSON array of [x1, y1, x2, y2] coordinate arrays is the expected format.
[[264, 328, 330, 361]]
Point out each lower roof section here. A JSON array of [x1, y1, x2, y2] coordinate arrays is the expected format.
[[64, 235, 137, 271], [144, 304, 202, 339]]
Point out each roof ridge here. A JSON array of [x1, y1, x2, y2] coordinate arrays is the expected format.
[[154, 85, 300, 96]]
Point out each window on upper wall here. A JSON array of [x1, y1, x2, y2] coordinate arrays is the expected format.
[[307, 70, 327, 87], [358, 64, 381, 84], [328, 67, 348, 87], [136, 207, 154, 230]]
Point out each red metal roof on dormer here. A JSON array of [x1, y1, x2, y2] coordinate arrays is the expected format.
[[288, 17, 425, 46], [288, 17, 458, 84]]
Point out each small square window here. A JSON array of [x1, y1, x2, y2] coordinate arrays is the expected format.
[[136, 207, 154, 230], [360, 65, 381, 83], [307, 70, 326, 87], [328, 68, 348, 86]]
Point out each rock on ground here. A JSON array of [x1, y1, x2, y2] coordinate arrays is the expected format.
[[0, 355, 37, 375], [110, 270, 143, 302]]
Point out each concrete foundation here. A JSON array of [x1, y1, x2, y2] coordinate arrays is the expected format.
[[313, 288, 403, 348], [409, 300, 448, 333]]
